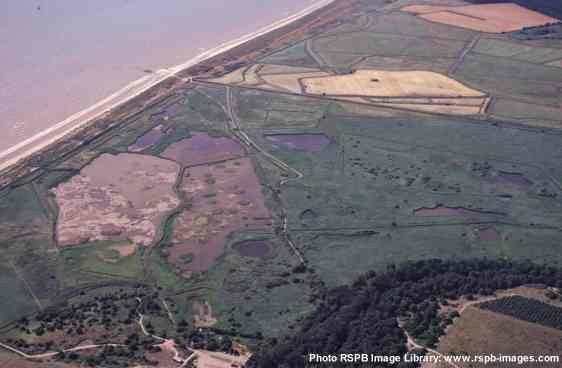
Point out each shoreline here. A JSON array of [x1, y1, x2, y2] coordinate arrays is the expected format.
[[0, 0, 335, 174]]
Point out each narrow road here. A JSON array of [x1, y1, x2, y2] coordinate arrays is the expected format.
[[135, 297, 165, 342], [9, 261, 43, 310], [0, 341, 125, 360]]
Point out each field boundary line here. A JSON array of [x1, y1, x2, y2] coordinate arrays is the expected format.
[[448, 33, 481, 76], [9, 261, 43, 310]]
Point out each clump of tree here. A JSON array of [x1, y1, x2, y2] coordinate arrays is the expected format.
[[189, 328, 234, 353], [246, 259, 562, 368]]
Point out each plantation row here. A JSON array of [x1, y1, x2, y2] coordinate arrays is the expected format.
[[479, 295, 562, 330]]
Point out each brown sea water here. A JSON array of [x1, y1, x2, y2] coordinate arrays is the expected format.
[[0, 0, 312, 151]]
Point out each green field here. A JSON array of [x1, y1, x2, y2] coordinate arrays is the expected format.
[[59, 241, 145, 285]]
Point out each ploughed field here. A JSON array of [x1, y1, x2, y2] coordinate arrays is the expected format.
[[0, 0, 561, 367]]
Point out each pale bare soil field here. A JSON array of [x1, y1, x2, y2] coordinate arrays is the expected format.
[[436, 306, 562, 367], [192, 344, 251, 368], [403, 3, 558, 33]]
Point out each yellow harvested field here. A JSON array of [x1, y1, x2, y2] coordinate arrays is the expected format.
[[403, 3, 559, 33], [261, 71, 331, 93], [302, 70, 485, 97], [437, 306, 562, 366]]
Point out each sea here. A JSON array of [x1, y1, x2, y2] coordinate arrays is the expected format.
[[0, 0, 314, 152]]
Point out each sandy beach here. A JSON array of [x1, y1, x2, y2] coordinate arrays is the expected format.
[[0, 0, 333, 172]]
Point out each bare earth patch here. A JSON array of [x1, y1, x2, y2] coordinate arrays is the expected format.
[[167, 157, 272, 274], [161, 132, 245, 167], [192, 300, 218, 328], [53, 153, 180, 247], [192, 345, 251, 368], [110, 242, 138, 257], [403, 3, 559, 33]]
